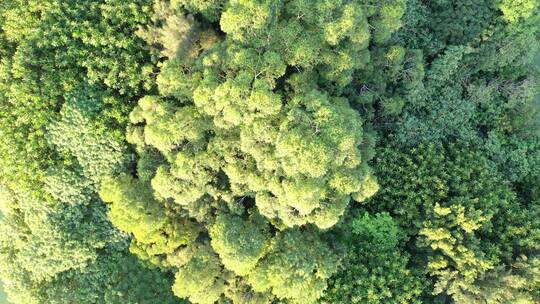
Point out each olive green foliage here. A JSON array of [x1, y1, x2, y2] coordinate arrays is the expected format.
[[23, 249, 180, 304], [247, 229, 339, 304], [456, 256, 540, 303], [0, 185, 179, 304], [367, 143, 540, 301], [0, 0, 179, 303], [209, 213, 270, 276], [1, 0, 540, 304], [103, 0, 410, 302], [100, 175, 202, 267], [170, 243, 228, 304], [322, 212, 424, 304], [130, 0, 397, 233]]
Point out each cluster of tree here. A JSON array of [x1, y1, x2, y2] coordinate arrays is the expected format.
[[0, 0, 538, 303], [0, 1, 179, 303]]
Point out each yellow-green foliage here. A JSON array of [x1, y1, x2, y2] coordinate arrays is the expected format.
[[500, 0, 538, 22], [209, 213, 271, 276], [247, 229, 339, 304], [1, 1, 540, 304]]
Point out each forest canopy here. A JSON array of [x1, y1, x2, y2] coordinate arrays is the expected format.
[[0, 0, 539, 303]]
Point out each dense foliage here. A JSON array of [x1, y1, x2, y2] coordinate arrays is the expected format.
[[0, 0, 539, 303]]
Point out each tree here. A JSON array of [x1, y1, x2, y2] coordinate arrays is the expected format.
[[209, 213, 271, 276], [110, 1, 409, 300], [247, 229, 339, 304], [1, 0, 540, 303], [451, 255, 540, 303], [99, 175, 201, 268], [322, 212, 425, 304], [0, 1, 171, 302], [367, 141, 540, 302]]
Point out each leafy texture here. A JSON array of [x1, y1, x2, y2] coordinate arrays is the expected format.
[[0, 0, 539, 304]]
